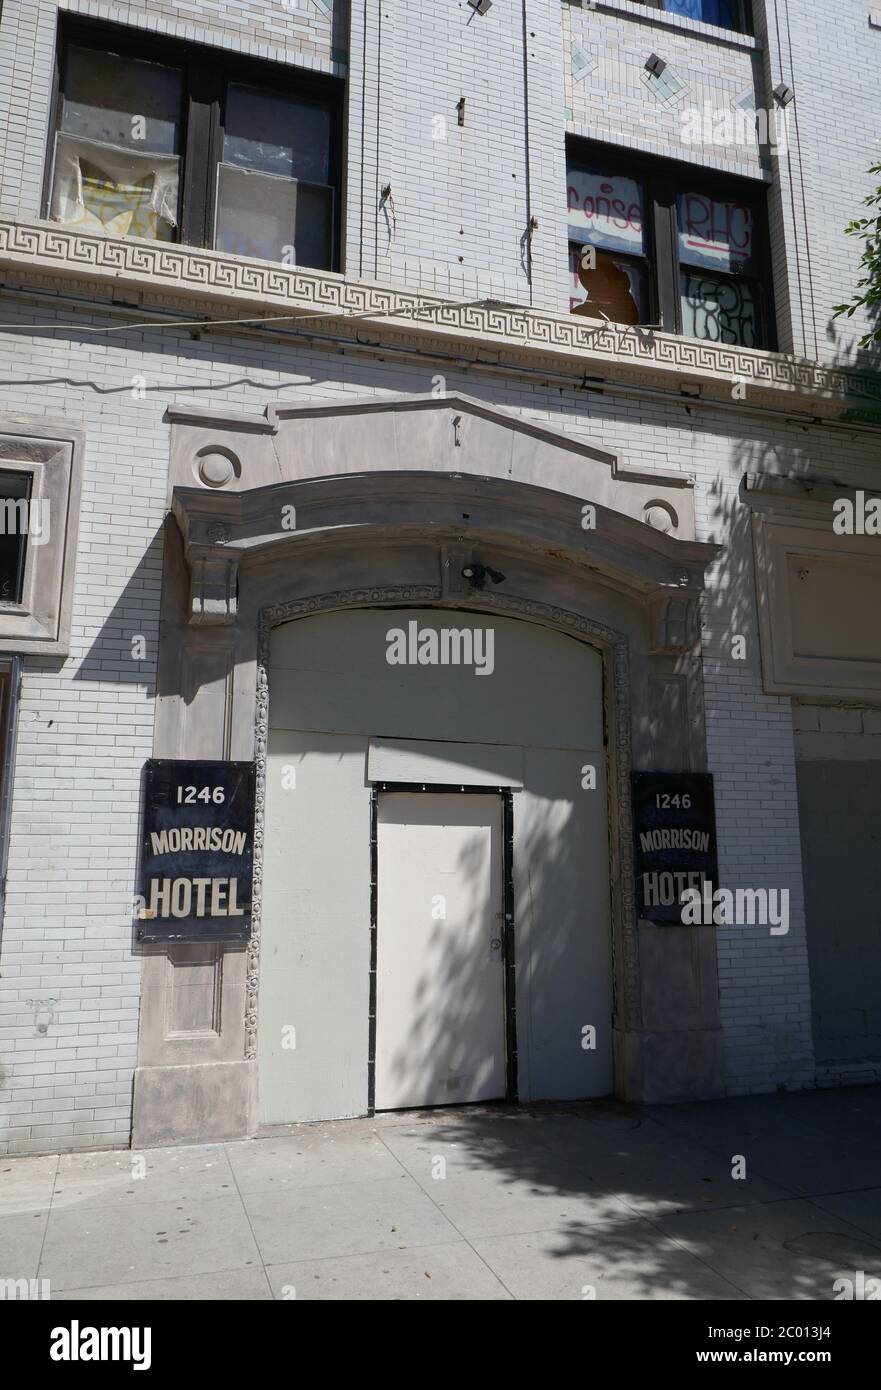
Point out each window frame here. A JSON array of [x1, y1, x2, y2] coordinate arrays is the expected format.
[[0, 470, 32, 607], [0, 655, 22, 947], [642, 0, 753, 36], [566, 139, 776, 351], [566, 161, 659, 326], [45, 16, 345, 274], [0, 418, 84, 657]]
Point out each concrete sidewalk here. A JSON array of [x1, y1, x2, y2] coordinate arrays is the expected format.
[[2, 1086, 880, 1300]]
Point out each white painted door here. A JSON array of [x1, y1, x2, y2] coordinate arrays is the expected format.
[[375, 793, 507, 1110]]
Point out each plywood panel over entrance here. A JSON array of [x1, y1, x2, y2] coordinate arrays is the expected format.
[[261, 608, 611, 1123], [375, 793, 506, 1110]]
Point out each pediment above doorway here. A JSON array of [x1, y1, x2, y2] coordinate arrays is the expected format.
[[165, 390, 697, 539]]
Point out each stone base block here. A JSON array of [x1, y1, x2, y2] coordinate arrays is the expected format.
[[132, 1061, 251, 1148], [614, 1026, 726, 1103]]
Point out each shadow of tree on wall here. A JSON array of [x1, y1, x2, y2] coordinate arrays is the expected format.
[[375, 782, 608, 1110], [697, 314, 881, 1074], [690, 316, 881, 677], [375, 800, 504, 1109]]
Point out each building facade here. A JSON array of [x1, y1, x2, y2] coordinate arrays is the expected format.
[[0, 0, 879, 1154]]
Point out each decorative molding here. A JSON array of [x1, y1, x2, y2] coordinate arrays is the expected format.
[[649, 591, 700, 653], [752, 511, 881, 703], [189, 554, 239, 625], [246, 585, 638, 1061], [170, 467, 718, 590], [2, 219, 880, 415], [0, 414, 84, 656]]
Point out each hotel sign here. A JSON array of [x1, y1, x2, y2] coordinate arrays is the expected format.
[[631, 771, 718, 926], [137, 760, 256, 943]]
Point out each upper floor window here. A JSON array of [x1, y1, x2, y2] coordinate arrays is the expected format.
[[567, 144, 773, 350], [0, 473, 31, 606], [0, 421, 84, 658], [46, 20, 342, 272], [646, 0, 752, 33]]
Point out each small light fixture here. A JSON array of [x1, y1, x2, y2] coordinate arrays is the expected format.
[[456, 96, 466, 127], [773, 81, 795, 107], [645, 53, 667, 78], [468, 0, 493, 13], [462, 563, 506, 590]]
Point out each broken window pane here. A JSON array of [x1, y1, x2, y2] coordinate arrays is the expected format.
[[681, 271, 759, 346], [567, 170, 645, 257], [214, 164, 333, 269], [50, 134, 179, 239], [677, 192, 755, 274], [223, 84, 331, 183], [0, 472, 31, 606], [569, 244, 646, 325], [61, 47, 182, 154]]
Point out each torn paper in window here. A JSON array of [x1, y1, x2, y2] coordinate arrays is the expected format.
[[50, 134, 179, 240]]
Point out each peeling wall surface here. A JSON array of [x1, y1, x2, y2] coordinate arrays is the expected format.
[[0, 0, 878, 1154]]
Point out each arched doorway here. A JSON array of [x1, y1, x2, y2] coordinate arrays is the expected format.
[[258, 607, 612, 1123], [133, 447, 723, 1149]]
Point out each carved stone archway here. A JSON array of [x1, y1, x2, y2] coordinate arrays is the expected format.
[[133, 406, 722, 1148]]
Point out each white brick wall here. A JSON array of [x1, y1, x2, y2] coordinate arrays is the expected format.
[[563, 1, 765, 178], [1, 0, 879, 349]]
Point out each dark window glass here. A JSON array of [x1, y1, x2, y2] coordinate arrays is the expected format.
[[61, 47, 183, 154], [662, 0, 738, 30], [223, 85, 331, 183], [216, 85, 334, 268], [0, 472, 31, 606]]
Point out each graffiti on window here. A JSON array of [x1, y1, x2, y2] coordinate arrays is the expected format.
[[567, 171, 645, 256], [678, 192, 753, 274], [681, 273, 758, 347]]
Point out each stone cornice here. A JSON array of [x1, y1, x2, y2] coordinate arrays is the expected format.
[[172, 471, 721, 617], [1, 217, 880, 420]]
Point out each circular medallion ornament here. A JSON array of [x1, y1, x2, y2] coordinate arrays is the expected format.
[[644, 501, 677, 534], [197, 451, 236, 488]]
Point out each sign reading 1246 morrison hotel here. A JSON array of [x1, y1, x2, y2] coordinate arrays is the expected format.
[[631, 771, 719, 927], [137, 760, 256, 943]]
